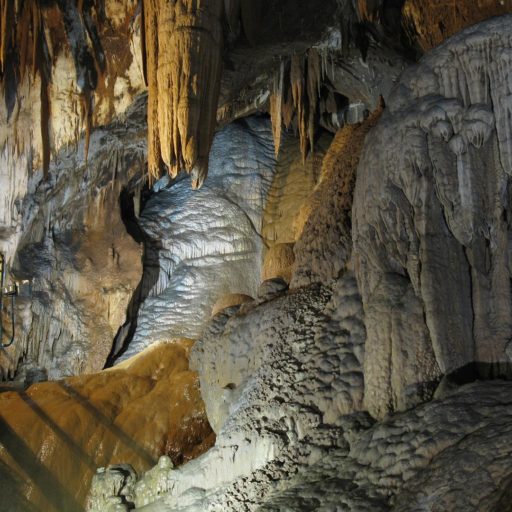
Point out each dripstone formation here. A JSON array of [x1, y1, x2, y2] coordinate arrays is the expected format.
[[0, 2, 512, 512]]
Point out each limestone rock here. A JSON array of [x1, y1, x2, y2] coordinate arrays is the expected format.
[[262, 243, 295, 283], [119, 117, 276, 361], [257, 277, 289, 300], [353, 15, 512, 419], [0, 98, 147, 380], [403, 0, 512, 52], [99, 297, 512, 512], [211, 293, 253, 318], [291, 105, 383, 288], [260, 382, 512, 512], [133, 455, 175, 508], [86, 465, 138, 512], [262, 132, 331, 246]]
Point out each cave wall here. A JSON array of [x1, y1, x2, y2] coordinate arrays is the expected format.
[[1, 2, 512, 512], [0, 99, 146, 380], [86, 11, 512, 512], [353, 15, 512, 418]]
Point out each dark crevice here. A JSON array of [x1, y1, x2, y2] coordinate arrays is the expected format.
[[104, 180, 157, 367], [442, 362, 512, 388]]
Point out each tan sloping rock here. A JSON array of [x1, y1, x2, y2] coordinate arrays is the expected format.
[[262, 243, 295, 283], [291, 103, 383, 288], [0, 342, 214, 512]]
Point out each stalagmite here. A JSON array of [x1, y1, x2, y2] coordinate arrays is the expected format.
[[144, 0, 224, 187]]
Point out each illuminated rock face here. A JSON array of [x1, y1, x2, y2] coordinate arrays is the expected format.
[[144, 0, 224, 186], [0, 342, 214, 512], [353, 15, 512, 419], [117, 117, 276, 361], [0, 0, 144, 262], [0, 102, 146, 380]]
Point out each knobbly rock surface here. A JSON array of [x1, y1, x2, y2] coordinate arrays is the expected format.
[[353, 15, 512, 419]]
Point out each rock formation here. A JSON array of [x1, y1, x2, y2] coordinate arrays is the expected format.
[[1, 2, 512, 512], [86, 13, 512, 512], [0, 342, 214, 512], [143, 0, 223, 186], [0, 98, 146, 380], [353, 15, 512, 418]]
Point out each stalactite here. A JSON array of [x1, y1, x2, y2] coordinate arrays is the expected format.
[[306, 49, 322, 153], [143, 0, 224, 187], [0, 0, 53, 173], [290, 54, 308, 162], [0, 0, 105, 174], [270, 61, 284, 157], [224, 0, 241, 34], [281, 80, 295, 131], [143, 0, 163, 181], [271, 50, 328, 164]]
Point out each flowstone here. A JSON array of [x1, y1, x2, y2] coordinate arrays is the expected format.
[[353, 15, 512, 418]]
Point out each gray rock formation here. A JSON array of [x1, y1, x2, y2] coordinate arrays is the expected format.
[[353, 15, 512, 419], [118, 117, 276, 361], [0, 98, 147, 380], [260, 381, 512, 512], [88, 271, 368, 511], [87, 464, 138, 512]]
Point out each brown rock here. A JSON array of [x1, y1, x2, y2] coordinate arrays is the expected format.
[[291, 102, 383, 288], [0, 341, 214, 512], [144, 0, 224, 186], [403, 0, 512, 51], [211, 294, 253, 317], [262, 243, 295, 283]]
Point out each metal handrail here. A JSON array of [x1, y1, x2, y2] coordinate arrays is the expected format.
[[0, 253, 15, 348]]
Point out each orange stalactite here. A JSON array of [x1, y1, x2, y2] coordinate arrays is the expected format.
[[0, 0, 107, 175], [143, 0, 224, 187]]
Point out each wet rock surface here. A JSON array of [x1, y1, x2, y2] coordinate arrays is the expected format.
[[0, 342, 214, 512]]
